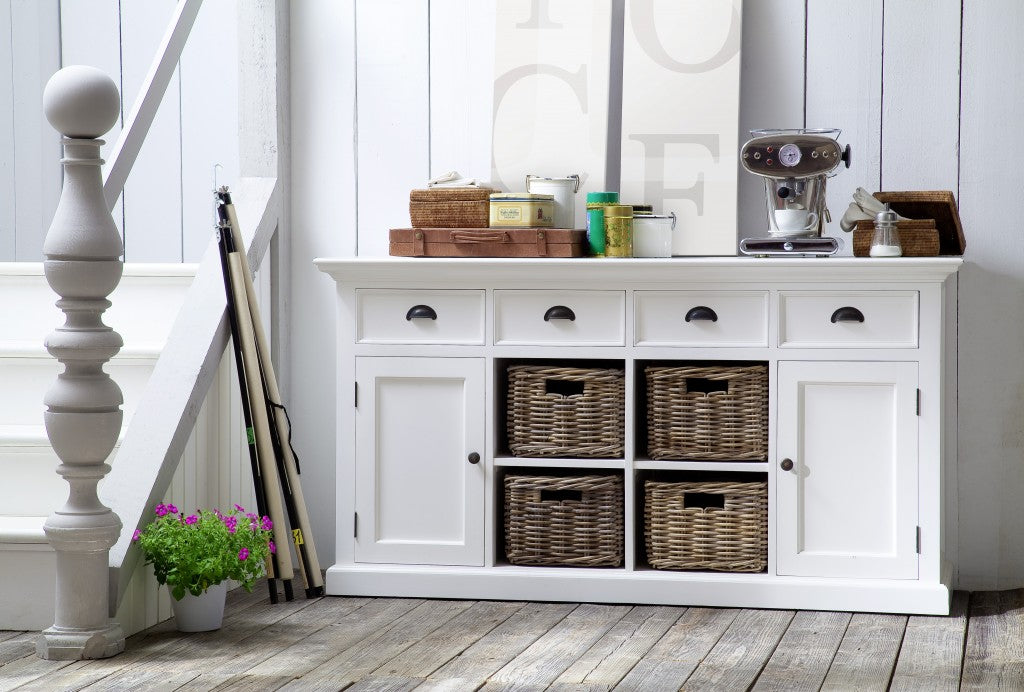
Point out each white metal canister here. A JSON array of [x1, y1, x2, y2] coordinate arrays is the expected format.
[[632, 213, 676, 257], [526, 175, 580, 229]]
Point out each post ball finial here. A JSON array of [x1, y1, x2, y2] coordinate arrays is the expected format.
[[43, 65, 120, 139]]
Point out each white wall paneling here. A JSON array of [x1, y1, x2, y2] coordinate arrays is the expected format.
[[620, 0, 742, 256], [0, 2, 15, 260], [492, 0, 611, 226], [119, 0, 184, 261], [180, 0, 240, 261], [355, 0, 430, 258], [736, 0, 805, 241], [428, 0, 497, 183], [60, 0, 126, 239], [805, 0, 883, 256], [10, 0, 61, 262]]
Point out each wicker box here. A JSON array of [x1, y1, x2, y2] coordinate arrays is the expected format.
[[409, 188, 494, 228], [505, 473, 623, 567], [644, 479, 767, 572], [507, 365, 624, 458], [646, 364, 768, 461]]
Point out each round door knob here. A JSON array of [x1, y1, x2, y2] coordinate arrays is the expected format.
[[780, 458, 794, 471], [468, 452, 481, 464]]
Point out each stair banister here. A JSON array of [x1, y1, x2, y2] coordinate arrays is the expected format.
[[37, 66, 126, 660]]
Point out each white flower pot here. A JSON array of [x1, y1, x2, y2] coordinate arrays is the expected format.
[[169, 582, 227, 632]]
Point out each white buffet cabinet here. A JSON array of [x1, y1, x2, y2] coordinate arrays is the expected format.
[[315, 257, 961, 614]]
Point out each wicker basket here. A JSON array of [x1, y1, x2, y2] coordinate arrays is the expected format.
[[644, 479, 767, 572], [646, 364, 768, 461], [507, 365, 624, 458], [505, 473, 624, 567], [409, 188, 494, 229]]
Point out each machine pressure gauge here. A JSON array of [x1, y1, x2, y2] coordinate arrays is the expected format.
[[779, 143, 801, 167]]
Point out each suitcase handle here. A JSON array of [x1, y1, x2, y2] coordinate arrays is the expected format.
[[450, 231, 510, 244]]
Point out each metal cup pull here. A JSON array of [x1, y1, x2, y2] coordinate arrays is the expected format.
[[544, 305, 576, 322], [685, 306, 719, 323], [830, 306, 865, 323], [406, 305, 438, 321]]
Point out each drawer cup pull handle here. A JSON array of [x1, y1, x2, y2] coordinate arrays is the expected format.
[[780, 458, 794, 471], [830, 306, 865, 323], [544, 305, 576, 322], [685, 306, 718, 323], [406, 305, 438, 321]]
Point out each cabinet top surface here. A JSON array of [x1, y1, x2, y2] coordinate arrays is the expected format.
[[315, 256, 962, 285]]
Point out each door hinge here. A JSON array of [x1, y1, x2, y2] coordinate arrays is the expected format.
[[916, 526, 921, 553], [354, 512, 358, 538], [916, 388, 921, 416], [354, 381, 358, 408]]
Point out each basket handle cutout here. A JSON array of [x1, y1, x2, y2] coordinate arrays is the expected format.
[[685, 377, 729, 394], [683, 492, 725, 510], [540, 489, 584, 503], [546, 379, 585, 397]]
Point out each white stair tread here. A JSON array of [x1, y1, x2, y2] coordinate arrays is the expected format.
[[0, 342, 163, 359], [0, 424, 49, 445], [0, 516, 49, 544]]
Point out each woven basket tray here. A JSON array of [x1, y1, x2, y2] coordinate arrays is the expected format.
[[505, 473, 624, 567], [409, 200, 490, 229], [646, 365, 768, 461], [507, 365, 624, 458], [644, 479, 767, 572]]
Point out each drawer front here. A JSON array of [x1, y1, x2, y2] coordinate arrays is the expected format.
[[494, 290, 625, 345], [779, 291, 919, 348], [356, 289, 485, 344], [635, 291, 769, 346]]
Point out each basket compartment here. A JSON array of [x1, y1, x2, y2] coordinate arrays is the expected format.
[[644, 479, 767, 572], [504, 473, 623, 567], [507, 365, 624, 458], [645, 364, 768, 461]]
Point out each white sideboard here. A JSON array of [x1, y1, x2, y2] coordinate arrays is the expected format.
[[315, 257, 961, 615]]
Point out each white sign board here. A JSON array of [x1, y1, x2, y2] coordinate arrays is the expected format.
[[620, 0, 743, 255]]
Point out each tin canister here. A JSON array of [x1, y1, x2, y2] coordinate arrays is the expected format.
[[632, 212, 676, 257], [586, 191, 618, 256], [526, 174, 580, 229], [489, 193, 555, 227], [604, 204, 633, 257]]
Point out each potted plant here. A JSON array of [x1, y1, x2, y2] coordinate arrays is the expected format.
[[133, 503, 276, 631]]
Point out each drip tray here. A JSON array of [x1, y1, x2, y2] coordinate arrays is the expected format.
[[739, 237, 840, 257]]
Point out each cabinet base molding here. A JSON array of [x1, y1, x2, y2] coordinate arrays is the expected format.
[[326, 564, 952, 616]]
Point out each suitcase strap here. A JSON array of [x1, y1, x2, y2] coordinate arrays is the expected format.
[[449, 231, 510, 243]]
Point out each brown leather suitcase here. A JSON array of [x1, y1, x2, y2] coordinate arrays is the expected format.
[[389, 228, 587, 258]]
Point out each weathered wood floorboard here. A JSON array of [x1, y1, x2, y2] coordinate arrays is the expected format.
[[0, 587, 992, 690], [888, 590, 968, 692], [820, 612, 908, 692], [751, 610, 851, 692], [677, 608, 795, 691]]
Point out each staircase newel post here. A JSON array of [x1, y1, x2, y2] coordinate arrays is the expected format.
[[36, 65, 126, 660]]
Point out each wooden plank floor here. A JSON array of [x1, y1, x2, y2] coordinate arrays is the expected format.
[[3, 584, 1010, 691]]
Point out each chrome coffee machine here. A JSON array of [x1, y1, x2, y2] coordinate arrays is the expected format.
[[739, 128, 851, 256]]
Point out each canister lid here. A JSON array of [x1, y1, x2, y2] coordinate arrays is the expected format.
[[489, 192, 555, 201], [604, 204, 634, 218], [586, 191, 619, 203], [631, 204, 654, 215]]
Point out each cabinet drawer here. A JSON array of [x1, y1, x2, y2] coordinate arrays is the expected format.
[[494, 290, 625, 345], [779, 291, 918, 348], [635, 291, 769, 346], [356, 289, 485, 344]]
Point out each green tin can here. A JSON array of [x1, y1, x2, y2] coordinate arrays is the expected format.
[[586, 191, 618, 256], [604, 204, 634, 257]]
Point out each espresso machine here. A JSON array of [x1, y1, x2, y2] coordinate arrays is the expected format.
[[739, 128, 851, 256]]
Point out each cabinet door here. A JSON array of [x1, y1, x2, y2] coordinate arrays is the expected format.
[[777, 361, 918, 579], [355, 357, 485, 566]]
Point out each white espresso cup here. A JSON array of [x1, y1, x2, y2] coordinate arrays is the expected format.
[[772, 209, 819, 233]]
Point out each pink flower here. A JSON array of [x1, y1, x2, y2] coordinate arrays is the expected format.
[[228, 525, 236, 534], [261, 516, 273, 531], [238, 547, 249, 561], [234, 503, 245, 512], [154, 503, 168, 517], [167, 504, 178, 515], [223, 515, 238, 530], [269, 540, 276, 555], [132, 529, 141, 541], [246, 512, 257, 520], [185, 515, 198, 525]]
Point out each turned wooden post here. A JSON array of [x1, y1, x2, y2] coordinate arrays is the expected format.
[[36, 65, 126, 660]]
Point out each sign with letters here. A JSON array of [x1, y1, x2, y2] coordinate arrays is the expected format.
[[620, 0, 743, 255], [492, 0, 612, 228]]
